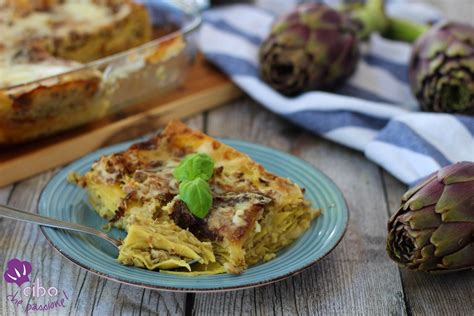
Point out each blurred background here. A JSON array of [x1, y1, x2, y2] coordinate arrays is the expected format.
[[209, 0, 473, 24]]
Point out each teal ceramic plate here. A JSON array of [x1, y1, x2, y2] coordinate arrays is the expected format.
[[39, 139, 348, 292]]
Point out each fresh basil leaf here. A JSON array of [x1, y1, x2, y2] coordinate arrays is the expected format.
[[173, 153, 215, 218], [173, 153, 214, 182], [179, 178, 212, 219]]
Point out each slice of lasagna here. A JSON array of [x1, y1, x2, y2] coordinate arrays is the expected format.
[[72, 121, 320, 274]]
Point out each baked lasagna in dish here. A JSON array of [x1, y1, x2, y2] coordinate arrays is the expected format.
[[72, 121, 320, 275], [0, 0, 186, 144]]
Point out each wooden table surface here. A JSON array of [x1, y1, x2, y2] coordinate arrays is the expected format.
[[1, 1, 473, 315]]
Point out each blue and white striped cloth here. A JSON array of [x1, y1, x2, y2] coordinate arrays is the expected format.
[[198, 4, 474, 185]]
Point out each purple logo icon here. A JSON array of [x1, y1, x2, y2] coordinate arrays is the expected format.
[[3, 259, 32, 287]]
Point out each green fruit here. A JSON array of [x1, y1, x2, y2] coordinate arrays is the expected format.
[[387, 162, 474, 273], [408, 22, 474, 114]]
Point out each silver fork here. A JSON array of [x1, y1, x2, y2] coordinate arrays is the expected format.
[[0, 204, 198, 265], [0, 203, 121, 248]]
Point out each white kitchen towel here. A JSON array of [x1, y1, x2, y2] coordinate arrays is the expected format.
[[198, 3, 474, 185]]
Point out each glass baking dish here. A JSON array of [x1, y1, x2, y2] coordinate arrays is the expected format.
[[0, 1, 201, 145]]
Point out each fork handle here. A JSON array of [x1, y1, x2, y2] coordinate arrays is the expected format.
[[0, 204, 121, 248]]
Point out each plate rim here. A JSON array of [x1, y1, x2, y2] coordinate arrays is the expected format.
[[38, 138, 349, 292]]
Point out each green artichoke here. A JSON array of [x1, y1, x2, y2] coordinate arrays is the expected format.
[[259, 3, 360, 96], [387, 161, 474, 273], [408, 22, 474, 114]]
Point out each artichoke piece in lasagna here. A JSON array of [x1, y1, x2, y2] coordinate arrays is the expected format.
[[72, 121, 320, 274], [118, 221, 216, 272]]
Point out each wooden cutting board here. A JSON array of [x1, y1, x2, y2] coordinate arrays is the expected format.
[[0, 55, 242, 187]]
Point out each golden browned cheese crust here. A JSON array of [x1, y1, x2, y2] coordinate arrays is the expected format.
[[0, 0, 151, 64], [74, 121, 320, 274], [47, 2, 151, 63]]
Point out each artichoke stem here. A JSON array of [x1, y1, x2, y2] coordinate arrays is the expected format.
[[384, 17, 430, 43], [350, 0, 389, 40]]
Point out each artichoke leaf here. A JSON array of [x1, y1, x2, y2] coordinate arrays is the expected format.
[[405, 179, 443, 210], [439, 161, 474, 184], [430, 222, 474, 257], [402, 174, 437, 205], [416, 245, 438, 271], [404, 205, 442, 229], [441, 242, 474, 270], [409, 227, 435, 249], [436, 181, 474, 222]]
